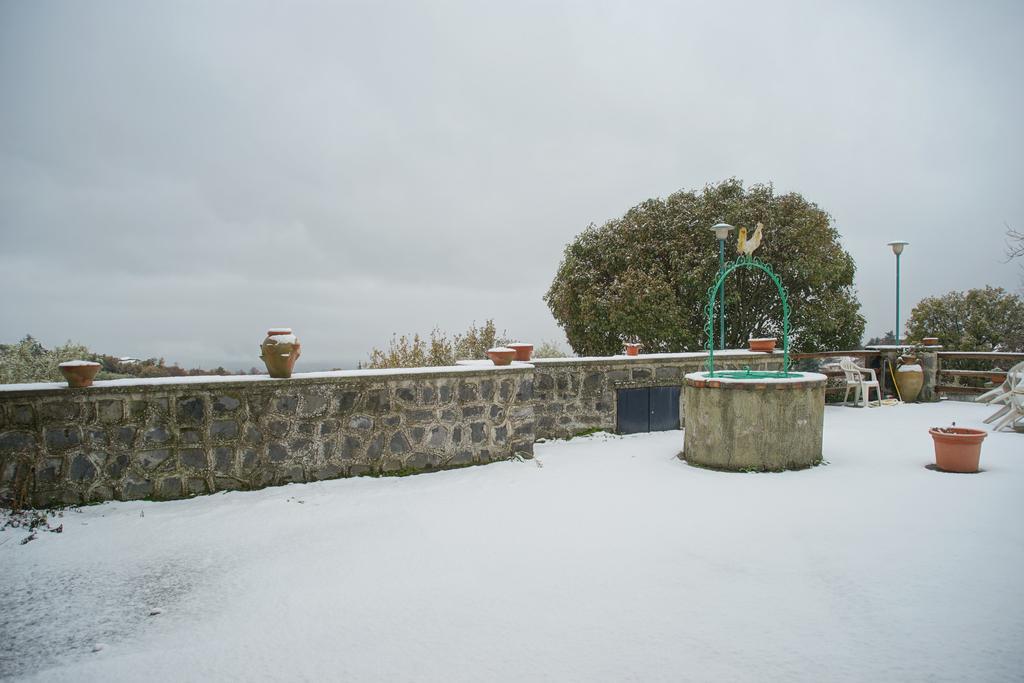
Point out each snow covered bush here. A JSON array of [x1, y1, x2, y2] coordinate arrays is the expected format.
[[0, 336, 94, 384], [365, 320, 512, 368]]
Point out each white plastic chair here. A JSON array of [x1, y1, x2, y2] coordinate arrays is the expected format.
[[840, 358, 881, 407], [981, 361, 1024, 425], [990, 382, 1024, 432], [978, 360, 1024, 404]]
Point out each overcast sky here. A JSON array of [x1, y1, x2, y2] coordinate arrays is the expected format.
[[2, 1, 1022, 370]]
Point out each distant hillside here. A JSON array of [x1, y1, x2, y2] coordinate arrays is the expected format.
[[0, 335, 258, 384]]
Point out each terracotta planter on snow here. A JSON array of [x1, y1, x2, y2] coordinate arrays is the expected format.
[[624, 343, 642, 357], [929, 426, 987, 473], [748, 337, 777, 353]]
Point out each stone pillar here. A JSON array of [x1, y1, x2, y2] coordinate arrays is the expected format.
[[877, 349, 898, 397], [918, 346, 942, 402]]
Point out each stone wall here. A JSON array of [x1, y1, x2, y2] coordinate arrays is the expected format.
[[0, 366, 534, 507], [531, 351, 783, 439], [0, 351, 783, 506]]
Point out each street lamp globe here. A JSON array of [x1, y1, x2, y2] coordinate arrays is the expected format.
[[887, 240, 909, 255], [711, 223, 735, 241]]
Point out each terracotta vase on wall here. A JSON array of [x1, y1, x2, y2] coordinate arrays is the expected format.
[[748, 338, 777, 353], [507, 343, 534, 361], [59, 360, 101, 388], [260, 328, 301, 379], [487, 347, 516, 366]]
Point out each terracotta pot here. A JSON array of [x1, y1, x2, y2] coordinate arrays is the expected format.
[[59, 360, 101, 388], [260, 328, 301, 378], [748, 337, 777, 353], [990, 367, 1005, 384], [894, 363, 924, 403], [507, 343, 534, 361], [929, 427, 987, 473], [487, 347, 516, 366], [922, 337, 939, 346], [624, 343, 642, 357]]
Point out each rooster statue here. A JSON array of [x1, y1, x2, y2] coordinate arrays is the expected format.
[[737, 222, 764, 257]]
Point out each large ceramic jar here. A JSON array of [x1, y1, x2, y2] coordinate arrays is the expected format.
[[260, 328, 301, 378], [893, 358, 924, 403]]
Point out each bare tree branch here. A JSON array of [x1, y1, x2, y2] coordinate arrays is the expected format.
[[1004, 224, 1024, 262]]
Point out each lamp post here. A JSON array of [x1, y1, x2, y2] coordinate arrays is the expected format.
[[887, 241, 909, 344], [710, 223, 735, 348]]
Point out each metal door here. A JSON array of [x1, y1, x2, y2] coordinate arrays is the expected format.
[[649, 386, 681, 431], [616, 386, 681, 434], [616, 388, 650, 434]]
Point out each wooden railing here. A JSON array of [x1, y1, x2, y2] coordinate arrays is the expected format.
[[790, 351, 881, 397], [790, 349, 1024, 400], [935, 351, 1024, 396]]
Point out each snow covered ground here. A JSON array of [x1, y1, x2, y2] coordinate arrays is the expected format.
[[2, 401, 1022, 682]]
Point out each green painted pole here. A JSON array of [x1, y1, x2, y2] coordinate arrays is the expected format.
[[718, 239, 726, 349], [895, 251, 901, 344]]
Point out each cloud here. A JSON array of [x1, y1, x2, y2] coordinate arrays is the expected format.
[[2, 0, 1022, 367]]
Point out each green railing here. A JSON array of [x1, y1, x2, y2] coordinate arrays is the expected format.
[[703, 254, 794, 378]]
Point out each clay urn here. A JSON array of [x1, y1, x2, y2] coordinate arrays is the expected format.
[[486, 347, 516, 366], [929, 426, 987, 473], [922, 337, 940, 346], [895, 357, 924, 402], [260, 328, 301, 378], [59, 360, 101, 388], [624, 343, 642, 357], [748, 337, 777, 353], [507, 343, 534, 362]]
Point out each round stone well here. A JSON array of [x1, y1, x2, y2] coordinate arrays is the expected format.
[[682, 371, 826, 471]]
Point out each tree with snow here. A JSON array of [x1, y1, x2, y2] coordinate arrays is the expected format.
[[906, 286, 1024, 352], [544, 179, 865, 355], [0, 336, 94, 384]]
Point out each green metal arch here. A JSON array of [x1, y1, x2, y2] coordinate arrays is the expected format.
[[703, 255, 791, 375]]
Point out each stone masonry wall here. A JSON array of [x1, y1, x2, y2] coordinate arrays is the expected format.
[[531, 352, 784, 439], [0, 366, 534, 507], [0, 351, 783, 506]]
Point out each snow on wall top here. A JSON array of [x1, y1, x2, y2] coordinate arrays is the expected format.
[[2, 350, 782, 394], [0, 363, 532, 394], [530, 349, 779, 364], [685, 371, 827, 384]]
